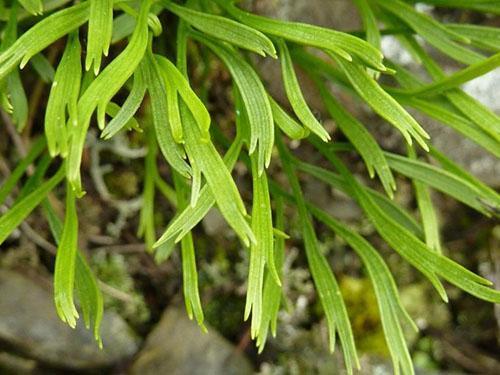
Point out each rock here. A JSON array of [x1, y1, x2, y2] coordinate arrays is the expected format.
[[131, 307, 253, 375], [0, 269, 139, 371], [202, 208, 229, 237], [0, 352, 36, 374]]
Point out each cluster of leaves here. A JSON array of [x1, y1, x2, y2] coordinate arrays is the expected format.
[[0, 0, 499, 373]]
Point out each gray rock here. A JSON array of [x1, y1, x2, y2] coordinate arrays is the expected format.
[[0, 269, 139, 370], [131, 307, 253, 375], [0, 352, 36, 374]]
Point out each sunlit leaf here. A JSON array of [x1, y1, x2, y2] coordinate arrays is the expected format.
[[257, 196, 285, 352], [215, 0, 386, 71], [278, 40, 330, 142], [384, 152, 500, 216], [86, 0, 113, 75], [154, 134, 244, 247], [53, 184, 79, 328], [18, 0, 43, 15], [45, 32, 81, 157], [0, 2, 89, 80], [155, 55, 211, 137], [100, 68, 146, 140], [408, 146, 441, 253], [403, 51, 500, 97], [195, 32, 273, 173], [142, 55, 191, 178], [43, 200, 103, 345], [328, 52, 430, 150], [163, 0, 276, 57], [268, 96, 309, 140], [67, 0, 152, 195], [181, 102, 255, 246], [246, 152, 278, 338], [376, 0, 484, 65], [314, 78, 396, 197]]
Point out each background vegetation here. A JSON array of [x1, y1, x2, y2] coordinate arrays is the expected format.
[[0, 0, 499, 373]]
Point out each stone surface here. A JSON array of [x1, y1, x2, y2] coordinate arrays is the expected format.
[[0, 270, 139, 370], [131, 307, 253, 375], [0, 352, 36, 374]]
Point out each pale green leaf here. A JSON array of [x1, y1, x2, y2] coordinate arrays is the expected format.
[[0, 2, 89, 80], [154, 135, 244, 247], [100, 70, 146, 140], [86, 0, 114, 75], [315, 78, 396, 197], [385, 152, 500, 216], [246, 153, 278, 338], [155, 55, 211, 137], [398, 96, 500, 158], [405, 51, 500, 97], [408, 147, 441, 253], [329, 52, 429, 150], [2, 6, 28, 130], [196, 33, 273, 173], [53, 185, 79, 328], [181, 102, 255, 246], [268, 96, 309, 140], [18, 0, 43, 15], [429, 146, 500, 217], [45, 32, 81, 157], [353, 0, 381, 50], [163, 0, 276, 57], [173, 172, 206, 330], [138, 128, 157, 251], [215, 0, 386, 71], [321, 150, 500, 304], [30, 53, 56, 83], [394, 40, 500, 142], [448, 23, 500, 51], [278, 40, 330, 142], [294, 157, 423, 239], [257, 196, 285, 352], [67, 0, 152, 195], [141, 55, 191, 178], [43, 200, 103, 345], [377, 0, 485, 65], [406, 0, 500, 14]]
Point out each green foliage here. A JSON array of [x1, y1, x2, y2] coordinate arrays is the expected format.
[[1, 1, 499, 373]]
